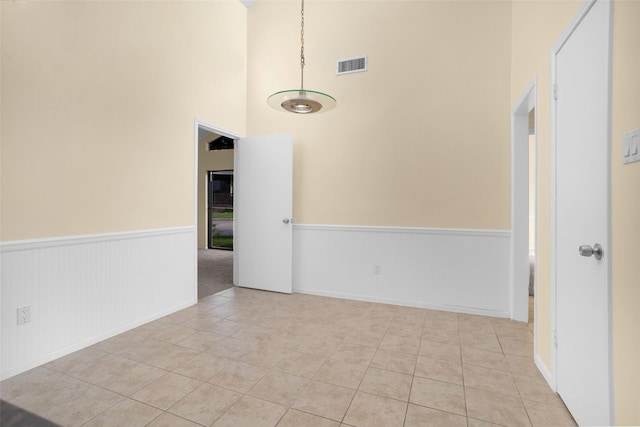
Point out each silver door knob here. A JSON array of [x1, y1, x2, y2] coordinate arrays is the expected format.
[[579, 243, 603, 260], [282, 218, 290, 224]]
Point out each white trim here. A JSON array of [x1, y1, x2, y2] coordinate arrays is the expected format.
[[194, 121, 200, 302], [535, 354, 556, 392], [550, 30, 560, 395], [510, 78, 537, 323], [0, 226, 194, 252], [511, 78, 538, 115], [233, 134, 239, 286], [605, 3, 615, 419], [1, 299, 192, 380], [1, 227, 195, 380], [294, 223, 509, 238], [552, 0, 598, 54], [293, 224, 512, 318], [195, 121, 244, 141], [551, 0, 614, 424], [295, 288, 511, 318]]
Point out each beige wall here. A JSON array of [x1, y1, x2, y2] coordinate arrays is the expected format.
[[247, 0, 512, 230], [0, 0, 247, 241], [197, 135, 234, 248], [510, 0, 582, 374], [3, 0, 637, 422], [611, 1, 640, 423]]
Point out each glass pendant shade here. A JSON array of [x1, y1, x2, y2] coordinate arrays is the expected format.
[[267, 89, 336, 114], [267, 0, 335, 114]]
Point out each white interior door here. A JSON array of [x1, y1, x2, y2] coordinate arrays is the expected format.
[[553, 1, 612, 425], [235, 133, 293, 294]]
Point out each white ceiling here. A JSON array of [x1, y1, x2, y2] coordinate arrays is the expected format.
[[239, 0, 256, 8]]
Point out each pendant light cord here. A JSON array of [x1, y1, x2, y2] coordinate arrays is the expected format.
[[266, 0, 335, 113], [300, 0, 305, 90]]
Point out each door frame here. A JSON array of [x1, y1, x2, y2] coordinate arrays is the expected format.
[[550, 0, 613, 417], [510, 78, 537, 323], [193, 120, 244, 300]]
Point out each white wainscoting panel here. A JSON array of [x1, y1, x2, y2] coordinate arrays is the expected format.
[[1, 227, 196, 380], [293, 225, 511, 317]]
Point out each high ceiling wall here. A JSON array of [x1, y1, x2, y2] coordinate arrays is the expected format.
[[1, 0, 247, 240], [247, 0, 512, 230]]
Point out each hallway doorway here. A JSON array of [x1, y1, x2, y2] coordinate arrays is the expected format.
[[511, 79, 537, 324], [196, 123, 238, 299]]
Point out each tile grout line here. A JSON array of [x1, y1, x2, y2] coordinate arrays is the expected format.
[[3, 290, 565, 427], [338, 305, 389, 425], [457, 314, 470, 427]]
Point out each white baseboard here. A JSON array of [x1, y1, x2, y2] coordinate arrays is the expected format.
[[294, 288, 512, 318], [0, 299, 193, 381], [0, 224, 514, 379], [1, 227, 196, 380], [535, 354, 556, 391], [292, 224, 511, 317]]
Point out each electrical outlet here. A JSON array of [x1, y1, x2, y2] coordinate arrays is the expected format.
[[373, 264, 382, 275], [17, 306, 31, 325]]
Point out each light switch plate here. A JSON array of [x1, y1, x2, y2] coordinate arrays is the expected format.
[[623, 129, 640, 164]]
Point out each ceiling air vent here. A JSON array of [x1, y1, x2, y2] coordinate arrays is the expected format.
[[336, 55, 368, 76]]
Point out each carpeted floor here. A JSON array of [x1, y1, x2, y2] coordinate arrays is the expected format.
[[198, 248, 234, 299]]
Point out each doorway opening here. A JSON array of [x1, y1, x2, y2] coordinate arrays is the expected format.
[[527, 108, 536, 332], [196, 123, 238, 299], [510, 79, 537, 325]]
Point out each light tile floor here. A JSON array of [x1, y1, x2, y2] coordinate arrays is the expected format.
[[0, 288, 576, 427]]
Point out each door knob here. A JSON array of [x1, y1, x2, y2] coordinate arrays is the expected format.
[[579, 243, 603, 260], [282, 218, 290, 224]]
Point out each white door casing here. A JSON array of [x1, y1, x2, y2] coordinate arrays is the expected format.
[[552, 0, 613, 425], [235, 133, 293, 294], [511, 79, 537, 323]]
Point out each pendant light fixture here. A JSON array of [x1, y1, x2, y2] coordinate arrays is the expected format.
[[267, 0, 336, 114]]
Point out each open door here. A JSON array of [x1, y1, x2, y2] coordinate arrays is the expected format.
[[235, 133, 293, 294], [552, 0, 612, 424]]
